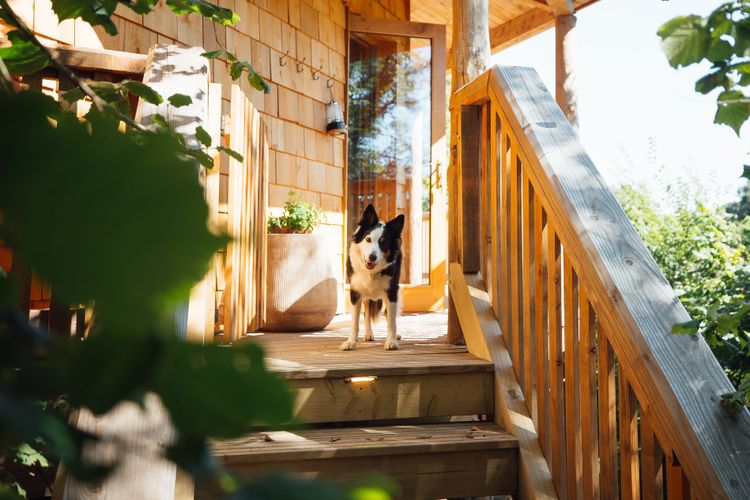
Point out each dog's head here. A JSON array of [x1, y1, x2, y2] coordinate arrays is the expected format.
[[350, 204, 404, 273]]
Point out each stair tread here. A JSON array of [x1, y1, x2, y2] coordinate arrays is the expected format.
[[242, 313, 493, 379], [213, 422, 517, 464]]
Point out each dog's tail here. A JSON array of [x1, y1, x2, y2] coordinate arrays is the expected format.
[[366, 299, 382, 323]]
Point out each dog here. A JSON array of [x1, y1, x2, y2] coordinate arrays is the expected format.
[[340, 204, 404, 351]]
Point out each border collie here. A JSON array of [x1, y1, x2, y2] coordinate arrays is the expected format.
[[341, 204, 404, 351]]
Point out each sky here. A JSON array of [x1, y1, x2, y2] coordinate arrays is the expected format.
[[492, 0, 748, 209]]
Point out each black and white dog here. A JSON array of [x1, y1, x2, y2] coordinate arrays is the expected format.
[[341, 204, 404, 351]]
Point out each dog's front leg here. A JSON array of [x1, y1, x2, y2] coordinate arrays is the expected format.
[[383, 301, 399, 350], [363, 301, 374, 342], [341, 297, 361, 351]]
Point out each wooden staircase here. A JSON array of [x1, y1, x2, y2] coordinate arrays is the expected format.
[[195, 313, 519, 499]]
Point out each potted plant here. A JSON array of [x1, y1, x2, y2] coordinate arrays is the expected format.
[[263, 192, 337, 331]]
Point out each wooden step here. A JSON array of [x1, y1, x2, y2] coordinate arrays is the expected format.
[[198, 422, 519, 499], [248, 315, 495, 423]]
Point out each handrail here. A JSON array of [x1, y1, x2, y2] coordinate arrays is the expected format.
[[449, 65, 750, 499]]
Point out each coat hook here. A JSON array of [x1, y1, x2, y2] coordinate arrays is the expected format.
[[279, 50, 290, 66], [312, 65, 323, 80], [296, 57, 306, 73], [326, 73, 335, 88]]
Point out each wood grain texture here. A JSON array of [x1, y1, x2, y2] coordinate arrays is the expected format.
[[597, 327, 618, 499], [49, 44, 147, 74], [459, 106, 483, 272], [447, 263, 492, 361], [202, 423, 518, 500], [619, 371, 640, 499], [485, 65, 750, 499], [641, 413, 665, 500], [578, 290, 599, 499]]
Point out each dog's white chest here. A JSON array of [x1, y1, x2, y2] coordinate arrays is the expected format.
[[350, 272, 390, 300]]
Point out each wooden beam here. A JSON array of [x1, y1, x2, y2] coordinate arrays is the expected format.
[[49, 45, 147, 75], [451, 0, 490, 91], [489, 8, 555, 53]]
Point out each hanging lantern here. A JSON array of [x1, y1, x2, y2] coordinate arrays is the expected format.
[[325, 83, 346, 136]]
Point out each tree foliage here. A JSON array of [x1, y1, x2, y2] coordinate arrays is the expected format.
[[0, 1, 391, 498], [618, 185, 750, 413]]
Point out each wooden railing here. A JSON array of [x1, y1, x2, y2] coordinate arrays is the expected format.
[[449, 66, 750, 499]]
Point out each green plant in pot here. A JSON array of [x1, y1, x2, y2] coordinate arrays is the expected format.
[[264, 192, 337, 331]]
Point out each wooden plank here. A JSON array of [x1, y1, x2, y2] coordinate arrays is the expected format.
[[486, 65, 750, 499], [534, 197, 548, 457], [547, 226, 564, 493], [641, 413, 665, 500], [459, 106, 483, 273], [202, 422, 518, 500], [667, 453, 691, 500], [597, 326, 618, 499], [490, 110, 500, 316], [619, 371, 640, 499], [579, 290, 599, 499], [521, 169, 534, 412], [563, 255, 580, 500], [460, 274, 558, 499], [447, 263, 492, 361], [288, 372, 494, 423], [500, 128, 511, 357], [49, 44, 147, 74], [508, 140, 522, 380]]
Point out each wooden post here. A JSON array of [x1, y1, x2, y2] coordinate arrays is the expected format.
[[448, 0, 490, 344], [555, 12, 578, 129]]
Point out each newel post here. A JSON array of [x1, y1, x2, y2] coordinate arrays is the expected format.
[[448, 0, 490, 344]]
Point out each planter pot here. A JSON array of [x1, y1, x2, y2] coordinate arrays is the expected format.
[[263, 233, 337, 332]]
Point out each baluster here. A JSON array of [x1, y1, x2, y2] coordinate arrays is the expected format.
[[534, 199, 549, 455], [667, 452, 691, 500], [521, 169, 534, 413], [564, 256, 581, 500], [598, 326, 619, 498], [619, 372, 640, 499], [547, 227, 564, 492], [490, 112, 500, 316], [641, 412, 665, 500], [500, 130, 511, 354], [579, 291, 599, 498], [509, 141, 522, 382]]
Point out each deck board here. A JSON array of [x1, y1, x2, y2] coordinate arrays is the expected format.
[[243, 312, 494, 379]]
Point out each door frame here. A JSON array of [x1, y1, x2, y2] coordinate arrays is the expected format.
[[347, 17, 447, 312]]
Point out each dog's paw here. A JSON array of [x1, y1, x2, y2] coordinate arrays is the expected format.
[[340, 340, 357, 351], [364, 333, 374, 342], [384, 338, 399, 350]]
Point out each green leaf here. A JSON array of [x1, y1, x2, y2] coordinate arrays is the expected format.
[[51, 0, 119, 35], [672, 318, 702, 335], [186, 148, 215, 168], [0, 30, 50, 75], [153, 340, 293, 438], [0, 271, 18, 313], [230, 60, 252, 80], [61, 87, 87, 104], [168, 93, 193, 107], [715, 90, 750, 135], [742, 164, 750, 180], [695, 69, 728, 94], [195, 125, 212, 147], [658, 15, 709, 68], [0, 92, 226, 326], [248, 69, 271, 93], [15, 442, 49, 467], [165, 0, 239, 25], [706, 38, 733, 63], [217, 145, 243, 162], [122, 81, 163, 105], [200, 50, 225, 60]]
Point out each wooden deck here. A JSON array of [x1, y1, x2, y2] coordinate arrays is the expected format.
[[244, 312, 493, 379]]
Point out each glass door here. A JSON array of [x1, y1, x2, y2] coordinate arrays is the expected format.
[[347, 18, 446, 312]]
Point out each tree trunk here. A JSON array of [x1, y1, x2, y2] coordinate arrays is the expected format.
[[448, 0, 490, 344], [555, 13, 578, 128], [451, 0, 490, 93]]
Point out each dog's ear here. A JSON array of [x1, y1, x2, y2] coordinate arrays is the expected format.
[[360, 204, 379, 228], [387, 214, 405, 235]]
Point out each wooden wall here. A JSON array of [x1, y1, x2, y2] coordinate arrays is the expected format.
[[9, 0, 410, 311]]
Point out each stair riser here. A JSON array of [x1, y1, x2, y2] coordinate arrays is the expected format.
[[197, 449, 518, 499], [289, 371, 494, 424]]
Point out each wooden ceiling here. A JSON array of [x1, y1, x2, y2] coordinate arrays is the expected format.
[[410, 0, 600, 54]]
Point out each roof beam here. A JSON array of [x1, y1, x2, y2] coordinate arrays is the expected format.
[[489, 7, 554, 52], [546, 0, 574, 15]]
